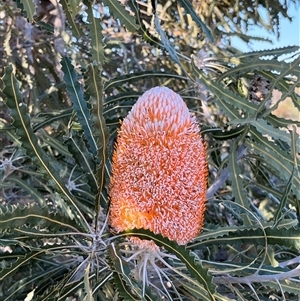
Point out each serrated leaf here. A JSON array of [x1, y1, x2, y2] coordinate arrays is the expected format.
[[228, 140, 253, 225], [103, 0, 140, 32], [190, 224, 300, 250], [230, 118, 300, 152], [85, 2, 105, 65], [273, 168, 295, 228], [32, 108, 73, 132], [38, 129, 71, 157], [84, 63, 109, 223], [18, 0, 35, 23], [104, 71, 188, 91], [233, 45, 300, 61], [177, 0, 213, 42], [119, 229, 216, 301], [192, 60, 254, 119], [60, 0, 84, 37], [201, 125, 246, 140], [64, 130, 98, 194], [0, 203, 83, 233], [127, 0, 163, 49], [218, 57, 299, 82], [4, 176, 45, 206], [246, 127, 300, 197], [2, 65, 90, 231], [61, 57, 97, 155], [154, 14, 182, 67], [108, 243, 148, 301]]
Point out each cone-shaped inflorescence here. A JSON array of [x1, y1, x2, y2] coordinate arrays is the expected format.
[[109, 87, 208, 245]]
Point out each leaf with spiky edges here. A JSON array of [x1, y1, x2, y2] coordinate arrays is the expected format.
[[104, 71, 188, 91], [64, 130, 98, 195], [267, 113, 300, 128], [232, 45, 300, 61], [230, 119, 300, 153], [36, 268, 85, 301], [246, 127, 300, 198], [108, 243, 159, 301], [190, 223, 300, 250], [262, 279, 300, 296], [85, 2, 105, 65], [2, 65, 90, 232], [61, 58, 97, 156], [4, 175, 45, 206], [32, 109, 73, 132], [201, 125, 246, 141], [127, 0, 163, 49], [84, 63, 109, 222], [260, 70, 299, 111], [228, 140, 254, 225], [17, 0, 35, 22], [2, 262, 70, 301], [191, 61, 254, 120], [38, 129, 71, 157], [154, 13, 182, 67], [103, 92, 141, 122], [218, 56, 300, 82], [60, 0, 84, 37], [102, 0, 140, 33], [0, 203, 85, 234], [177, 0, 213, 42], [117, 229, 216, 301]]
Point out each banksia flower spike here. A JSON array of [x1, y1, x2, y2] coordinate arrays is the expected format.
[[109, 86, 208, 245]]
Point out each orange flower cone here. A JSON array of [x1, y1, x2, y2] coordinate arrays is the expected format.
[[109, 87, 208, 245]]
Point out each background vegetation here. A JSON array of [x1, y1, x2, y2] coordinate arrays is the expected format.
[[0, 0, 299, 300]]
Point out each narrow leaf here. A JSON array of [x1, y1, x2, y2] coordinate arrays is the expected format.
[[85, 2, 105, 65], [103, 0, 140, 32], [177, 0, 213, 42], [2, 65, 90, 231], [61, 57, 98, 155]]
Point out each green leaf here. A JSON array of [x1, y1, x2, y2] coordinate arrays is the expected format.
[[154, 14, 182, 67], [104, 71, 188, 91], [119, 229, 216, 301], [64, 130, 98, 194], [109, 243, 148, 301], [233, 45, 300, 61], [18, 0, 35, 22], [177, 0, 213, 42], [228, 140, 253, 225], [2, 65, 90, 232], [127, 0, 163, 49], [85, 2, 105, 65], [3, 176, 45, 206], [61, 58, 98, 156], [32, 108, 73, 132], [246, 127, 300, 197], [192, 60, 255, 119], [60, 0, 84, 37], [0, 203, 83, 233], [218, 57, 299, 82], [103, 0, 140, 32], [273, 167, 295, 228], [84, 63, 109, 221], [230, 118, 300, 153], [190, 222, 300, 250]]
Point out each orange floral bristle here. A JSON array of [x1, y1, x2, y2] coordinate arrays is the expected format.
[[109, 87, 208, 245]]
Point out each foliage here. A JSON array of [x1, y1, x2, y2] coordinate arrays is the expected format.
[[0, 0, 299, 300]]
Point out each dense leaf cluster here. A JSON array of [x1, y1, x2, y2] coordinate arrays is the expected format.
[[0, 0, 299, 300]]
